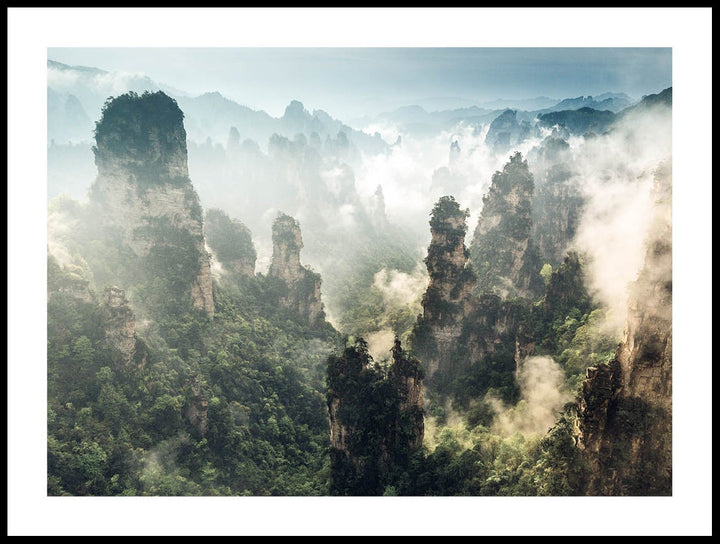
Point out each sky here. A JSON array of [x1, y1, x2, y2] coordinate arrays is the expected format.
[[46, 47, 672, 119]]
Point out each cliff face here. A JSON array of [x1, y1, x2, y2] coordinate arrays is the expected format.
[[370, 185, 390, 233], [268, 213, 324, 325], [204, 208, 256, 278], [89, 91, 214, 318], [414, 196, 476, 378], [574, 161, 672, 495], [485, 109, 532, 153], [100, 286, 142, 369], [469, 152, 544, 300], [413, 155, 590, 399], [412, 196, 530, 390], [529, 135, 585, 267], [536, 107, 616, 136], [532, 166, 583, 266], [390, 339, 425, 451], [327, 339, 424, 495]]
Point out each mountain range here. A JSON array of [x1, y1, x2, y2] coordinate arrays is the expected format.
[[47, 59, 639, 149]]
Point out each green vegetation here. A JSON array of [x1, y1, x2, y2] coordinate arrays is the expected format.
[[48, 190, 623, 498], [326, 339, 424, 496], [93, 91, 190, 190], [134, 216, 203, 319], [469, 153, 544, 299], [540, 263, 553, 285], [47, 90, 654, 499], [380, 407, 590, 496], [537, 107, 616, 136], [321, 231, 420, 338], [48, 251, 343, 496], [527, 252, 618, 389], [271, 213, 303, 250], [204, 208, 256, 267], [428, 195, 469, 237], [397, 197, 617, 496]]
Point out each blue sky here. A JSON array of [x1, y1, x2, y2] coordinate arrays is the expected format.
[[47, 47, 671, 119]]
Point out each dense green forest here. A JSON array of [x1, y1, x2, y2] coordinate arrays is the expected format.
[[46, 86, 672, 498], [48, 252, 343, 495], [46, 189, 614, 497], [47, 253, 600, 496], [6, 12, 716, 534]]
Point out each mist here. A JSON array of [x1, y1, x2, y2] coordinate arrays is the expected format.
[[365, 266, 428, 360], [566, 104, 672, 332], [48, 61, 160, 122], [47, 196, 93, 281], [44, 54, 674, 474], [488, 356, 573, 438], [373, 266, 427, 306], [354, 121, 553, 246], [46, 87, 672, 357]]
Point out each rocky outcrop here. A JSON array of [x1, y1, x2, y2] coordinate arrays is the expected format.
[[411, 195, 534, 391], [412, 196, 476, 378], [369, 185, 390, 233], [268, 213, 324, 325], [531, 162, 584, 266], [390, 338, 425, 451], [574, 161, 672, 495], [100, 286, 143, 369], [89, 91, 214, 318], [484, 109, 532, 153], [449, 139, 461, 163], [469, 152, 544, 299], [536, 107, 616, 137], [525, 133, 585, 268], [327, 339, 424, 495], [414, 156, 585, 395], [204, 208, 256, 278]]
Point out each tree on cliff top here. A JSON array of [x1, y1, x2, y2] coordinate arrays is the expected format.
[[326, 338, 424, 495], [94, 90, 184, 142], [429, 195, 470, 235], [204, 208, 256, 266], [93, 91, 189, 187]]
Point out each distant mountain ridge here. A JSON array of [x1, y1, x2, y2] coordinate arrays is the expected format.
[[48, 58, 646, 148], [537, 93, 635, 114], [367, 92, 638, 140], [477, 96, 560, 111], [48, 59, 108, 75], [47, 59, 388, 155], [536, 88, 671, 136]]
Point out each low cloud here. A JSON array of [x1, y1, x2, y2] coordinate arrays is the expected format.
[[365, 329, 396, 362], [489, 356, 572, 438], [372, 266, 428, 310], [568, 106, 672, 332]]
